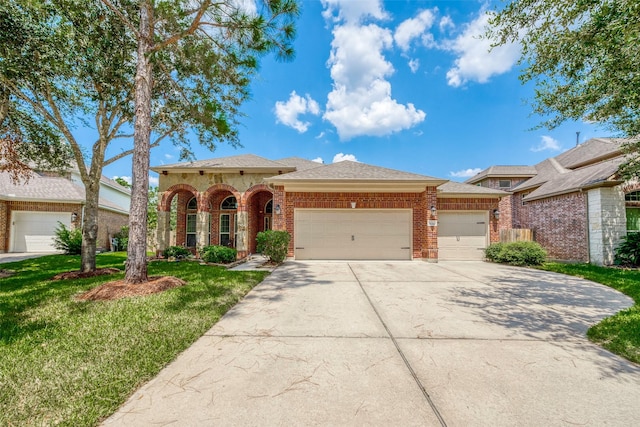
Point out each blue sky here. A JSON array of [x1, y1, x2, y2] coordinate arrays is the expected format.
[[105, 0, 605, 185]]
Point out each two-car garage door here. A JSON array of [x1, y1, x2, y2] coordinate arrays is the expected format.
[[10, 211, 70, 252], [437, 211, 489, 261], [294, 209, 412, 260]]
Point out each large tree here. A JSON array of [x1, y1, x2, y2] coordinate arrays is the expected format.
[[1, 0, 297, 278], [488, 0, 640, 175], [100, 0, 298, 283]]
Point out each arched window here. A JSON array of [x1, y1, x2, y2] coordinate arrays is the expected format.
[[187, 197, 197, 210], [221, 196, 237, 210], [265, 200, 273, 214]]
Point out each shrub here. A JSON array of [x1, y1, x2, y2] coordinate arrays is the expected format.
[[53, 222, 82, 255], [112, 226, 129, 251], [484, 241, 547, 266], [615, 232, 640, 266], [163, 245, 192, 260], [201, 245, 237, 264], [256, 230, 290, 264]]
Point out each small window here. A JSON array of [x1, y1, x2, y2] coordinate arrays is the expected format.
[[264, 216, 271, 231], [220, 214, 232, 246], [625, 191, 640, 202], [186, 213, 197, 247], [221, 196, 237, 210], [265, 200, 273, 214], [627, 208, 640, 232], [522, 192, 529, 206], [499, 180, 511, 189], [187, 197, 197, 210]]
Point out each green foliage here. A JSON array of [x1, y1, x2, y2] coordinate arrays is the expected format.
[[114, 177, 131, 188], [163, 246, 192, 260], [112, 226, 129, 252], [52, 222, 82, 255], [0, 253, 268, 426], [540, 262, 640, 363], [484, 241, 547, 266], [200, 245, 237, 264], [256, 230, 290, 264], [488, 0, 640, 176], [615, 232, 640, 266]]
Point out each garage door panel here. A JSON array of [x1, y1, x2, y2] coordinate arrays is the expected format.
[[438, 212, 488, 261], [295, 209, 411, 260], [11, 212, 70, 252]]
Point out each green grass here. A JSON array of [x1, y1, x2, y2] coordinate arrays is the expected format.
[[0, 253, 268, 426], [540, 263, 640, 364]]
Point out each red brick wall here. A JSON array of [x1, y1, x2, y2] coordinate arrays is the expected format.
[[97, 209, 129, 250], [515, 192, 588, 262], [246, 190, 273, 254], [275, 189, 436, 260], [437, 198, 501, 243], [0, 201, 7, 252]]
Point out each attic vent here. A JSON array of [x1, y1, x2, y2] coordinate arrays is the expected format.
[[499, 180, 511, 189]]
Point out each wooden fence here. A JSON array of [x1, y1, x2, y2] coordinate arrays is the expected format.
[[500, 229, 533, 243]]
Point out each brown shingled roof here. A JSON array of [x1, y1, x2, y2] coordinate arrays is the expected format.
[[151, 154, 295, 173]]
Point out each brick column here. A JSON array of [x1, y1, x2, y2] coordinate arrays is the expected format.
[[425, 187, 438, 261]]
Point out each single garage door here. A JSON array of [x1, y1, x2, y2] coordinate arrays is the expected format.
[[11, 211, 71, 252], [294, 209, 412, 260], [438, 211, 488, 260]]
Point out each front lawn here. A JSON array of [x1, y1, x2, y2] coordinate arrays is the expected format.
[[0, 253, 268, 426], [540, 263, 640, 364]]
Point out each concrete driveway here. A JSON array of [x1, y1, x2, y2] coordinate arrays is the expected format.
[[103, 261, 640, 426]]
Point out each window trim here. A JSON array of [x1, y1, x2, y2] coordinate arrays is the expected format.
[[220, 213, 232, 247], [498, 179, 512, 189], [221, 196, 237, 210], [186, 213, 197, 247]]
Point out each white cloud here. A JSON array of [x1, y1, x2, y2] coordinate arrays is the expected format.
[[439, 16, 454, 32], [322, 4, 426, 140], [112, 174, 160, 187], [149, 175, 159, 186], [333, 153, 358, 163], [164, 153, 174, 159], [321, 0, 387, 24], [312, 157, 324, 163], [445, 12, 520, 87], [531, 135, 562, 152], [394, 9, 437, 51], [274, 91, 321, 133], [315, 131, 326, 139], [408, 58, 420, 73], [449, 168, 482, 178]]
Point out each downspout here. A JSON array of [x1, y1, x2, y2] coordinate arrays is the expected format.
[[583, 190, 590, 264]]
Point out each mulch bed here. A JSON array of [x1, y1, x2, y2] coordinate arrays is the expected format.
[[53, 268, 121, 281], [0, 269, 14, 278], [76, 276, 187, 301]]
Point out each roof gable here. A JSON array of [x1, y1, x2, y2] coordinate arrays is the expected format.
[[152, 154, 295, 172]]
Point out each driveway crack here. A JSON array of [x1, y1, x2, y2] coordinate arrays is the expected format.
[[348, 263, 448, 427]]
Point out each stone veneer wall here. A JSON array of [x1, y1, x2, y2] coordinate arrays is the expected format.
[[587, 186, 626, 265]]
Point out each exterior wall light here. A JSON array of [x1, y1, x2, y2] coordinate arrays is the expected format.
[[493, 209, 500, 219], [351, 202, 356, 209], [430, 205, 437, 216], [71, 212, 78, 222], [275, 204, 281, 215]]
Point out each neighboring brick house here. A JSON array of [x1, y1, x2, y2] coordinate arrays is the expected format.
[[152, 154, 506, 261], [0, 168, 130, 253], [466, 138, 629, 265]]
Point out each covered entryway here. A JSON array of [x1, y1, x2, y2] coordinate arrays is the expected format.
[[10, 211, 70, 252], [437, 211, 488, 260], [294, 209, 412, 260]]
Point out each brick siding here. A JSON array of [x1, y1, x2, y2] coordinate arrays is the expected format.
[[515, 192, 588, 262]]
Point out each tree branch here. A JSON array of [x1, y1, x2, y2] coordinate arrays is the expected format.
[[99, 0, 140, 37], [151, 0, 211, 53]]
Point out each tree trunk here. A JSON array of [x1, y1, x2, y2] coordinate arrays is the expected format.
[[125, 1, 153, 284], [80, 179, 100, 272]]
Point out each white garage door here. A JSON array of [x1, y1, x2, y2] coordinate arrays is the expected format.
[[438, 212, 488, 260], [11, 211, 71, 252], [294, 209, 412, 260]]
